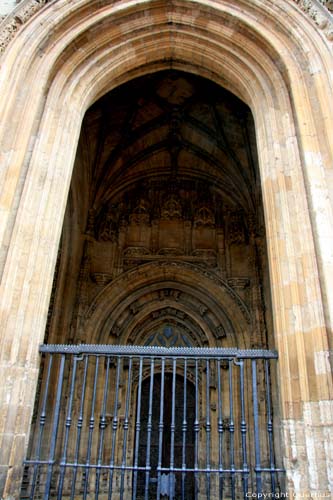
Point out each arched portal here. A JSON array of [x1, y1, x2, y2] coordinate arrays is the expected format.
[[21, 71, 284, 497], [0, 0, 332, 497]]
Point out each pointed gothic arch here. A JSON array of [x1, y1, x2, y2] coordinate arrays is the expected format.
[[0, 0, 332, 496]]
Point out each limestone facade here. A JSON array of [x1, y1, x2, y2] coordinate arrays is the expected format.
[[0, 0, 333, 498]]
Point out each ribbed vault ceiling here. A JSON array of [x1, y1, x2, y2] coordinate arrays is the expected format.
[[81, 70, 260, 216]]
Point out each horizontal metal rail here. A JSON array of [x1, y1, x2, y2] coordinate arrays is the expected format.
[[39, 343, 278, 358]]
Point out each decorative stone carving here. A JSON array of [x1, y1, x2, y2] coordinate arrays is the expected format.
[[293, 0, 333, 41], [126, 304, 208, 345], [90, 272, 113, 286], [228, 212, 246, 244], [194, 206, 215, 227], [0, 0, 49, 54], [227, 278, 250, 289], [199, 305, 208, 316], [111, 324, 121, 337], [129, 300, 141, 315], [134, 259, 251, 324], [98, 208, 118, 241], [123, 246, 150, 257], [214, 325, 227, 339], [129, 198, 150, 224], [322, 0, 333, 12], [309, 5, 329, 27], [158, 289, 181, 301], [160, 193, 182, 219]]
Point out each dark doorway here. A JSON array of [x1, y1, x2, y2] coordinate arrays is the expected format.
[[136, 373, 195, 499]]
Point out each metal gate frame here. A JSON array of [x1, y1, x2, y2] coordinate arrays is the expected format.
[[21, 345, 285, 499]]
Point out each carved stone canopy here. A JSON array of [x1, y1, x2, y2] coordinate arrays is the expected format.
[[194, 206, 215, 227], [161, 193, 182, 220], [129, 197, 150, 224]]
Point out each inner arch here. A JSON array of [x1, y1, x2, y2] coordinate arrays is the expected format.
[[48, 69, 272, 353]]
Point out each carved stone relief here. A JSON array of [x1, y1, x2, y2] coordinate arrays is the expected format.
[[160, 193, 182, 220], [194, 205, 215, 227], [129, 197, 150, 225], [227, 211, 247, 245]]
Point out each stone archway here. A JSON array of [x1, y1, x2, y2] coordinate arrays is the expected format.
[[83, 260, 252, 348], [0, 0, 332, 497]]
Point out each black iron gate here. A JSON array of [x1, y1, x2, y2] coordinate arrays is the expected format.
[[21, 345, 285, 499]]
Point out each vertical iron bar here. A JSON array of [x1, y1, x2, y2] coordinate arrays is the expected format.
[[95, 356, 111, 500], [265, 359, 276, 493], [252, 359, 262, 493], [156, 357, 166, 500], [83, 356, 100, 500], [205, 358, 211, 499], [181, 358, 187, 500], [70, 355, 89, 500], [132, 357, 143, 500], [44, 354, 66, 500], [30, 353, 53, 500], [108, 356, 122, 499], [57, 355, 79, 499], [119, 357, 133, 500], [169, 357, 177, 498], [144, 357, 155, 500], [237, 359, 248, 498], [217, 359, 224, 500], [194, 358, 199, 500], [229, 359, 235, 500]]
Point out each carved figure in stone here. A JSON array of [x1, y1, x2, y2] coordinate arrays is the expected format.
[[161, 193, 182, 219], [111, 325, 121, 337], [214, 325, 227, 339], [129, 197, 150, 224]]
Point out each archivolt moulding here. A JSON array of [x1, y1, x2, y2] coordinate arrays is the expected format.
[[83, 261, 252, 345], [1, 0, 332, 56]]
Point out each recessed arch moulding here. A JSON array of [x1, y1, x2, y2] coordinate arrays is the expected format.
[[0, 0, 333, 496], [83, 261, 251, 348]]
